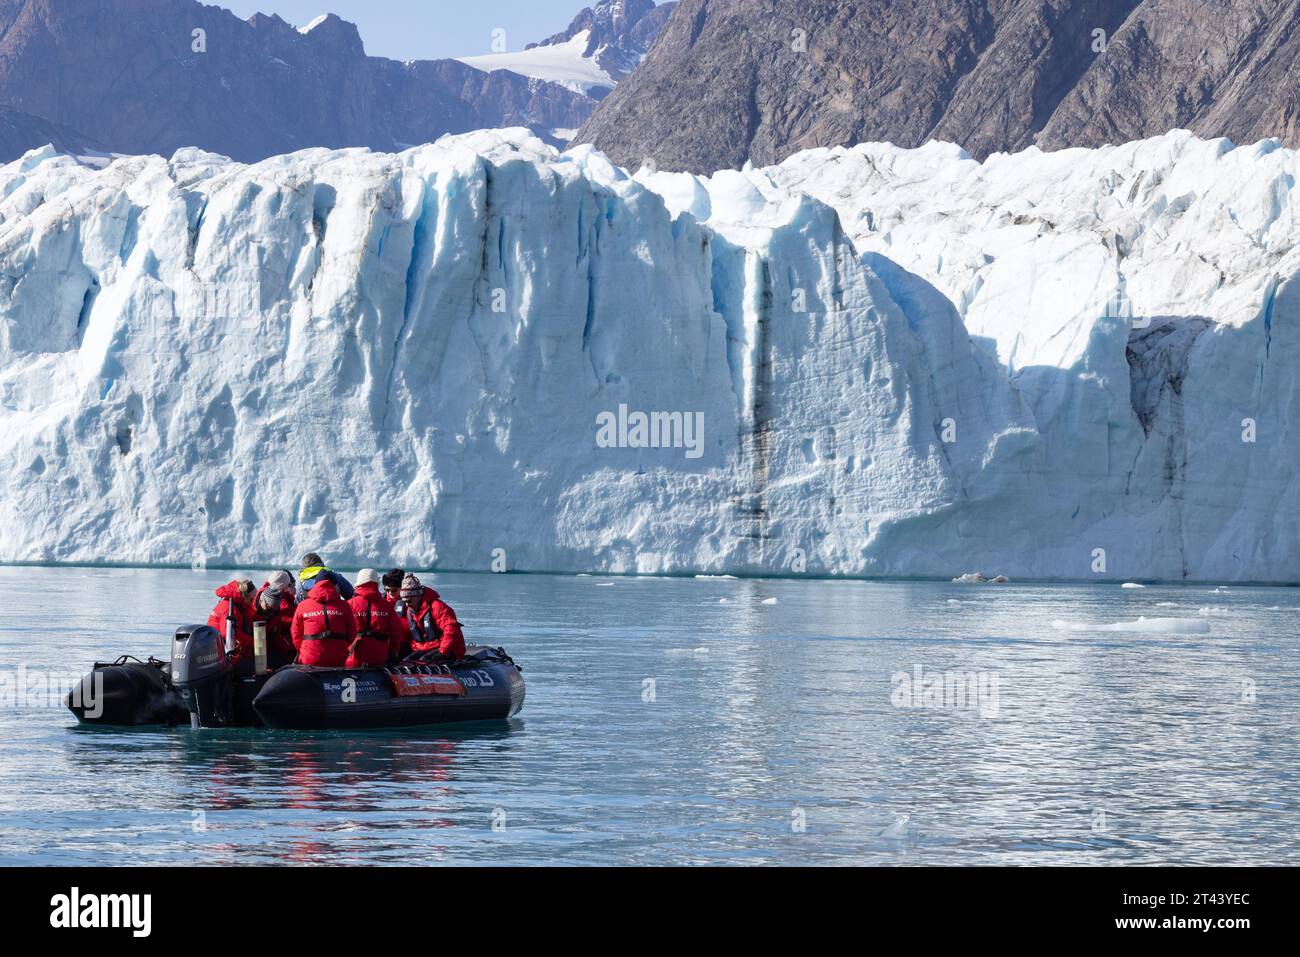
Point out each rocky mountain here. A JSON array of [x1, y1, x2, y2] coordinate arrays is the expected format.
[[0, 107, 106, 161], [0, 0, 594, 162], [578, 0, 1300, 173], [458, 0, 675, 99], [528, 0, 677, 86]]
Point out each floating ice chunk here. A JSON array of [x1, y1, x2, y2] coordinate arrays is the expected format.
[[1052, 616, 1211, 634], [1121, 582, 1146, 589], [880, 813, 910, 838], [760, 597, 778, 604]]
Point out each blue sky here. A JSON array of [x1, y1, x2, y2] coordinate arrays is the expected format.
[[223, 1, 590, 61]]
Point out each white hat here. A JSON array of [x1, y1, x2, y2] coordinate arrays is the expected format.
[[356, 568, 379, 585]]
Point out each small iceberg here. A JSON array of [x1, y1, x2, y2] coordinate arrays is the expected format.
[[952, 572, 1010, 584], [1052, 616, 1211, 634], [880, 813, 910, 838]]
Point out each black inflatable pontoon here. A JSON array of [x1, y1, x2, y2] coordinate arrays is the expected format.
[[66, 657, 189, 726], [66, 624, 524, 730]]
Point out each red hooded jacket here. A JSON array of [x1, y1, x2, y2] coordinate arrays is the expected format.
[[404, 585, 466, 658], [346, 582, 407, 668], [206, 581, 255, 659], [290, 579, 357, 667], [253, 582, 297, 662]]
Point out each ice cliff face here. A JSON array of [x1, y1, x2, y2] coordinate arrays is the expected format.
[[0, 129, 1296, 580]]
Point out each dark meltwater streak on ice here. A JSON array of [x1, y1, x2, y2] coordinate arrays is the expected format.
[[0, 567, 1296, 865]]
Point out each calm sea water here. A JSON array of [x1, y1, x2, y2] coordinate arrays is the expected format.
[[0, 566, 1296, 865]]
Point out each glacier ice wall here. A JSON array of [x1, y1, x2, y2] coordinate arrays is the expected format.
[[0, 129, 1297, 580]]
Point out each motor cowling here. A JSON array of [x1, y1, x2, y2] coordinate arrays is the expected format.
[[170, 624, 235, 727]]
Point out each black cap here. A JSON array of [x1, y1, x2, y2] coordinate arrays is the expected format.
[[382, 568, 405, 590]]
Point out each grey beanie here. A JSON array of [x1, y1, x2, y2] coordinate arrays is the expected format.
[[258, 586, 283, 612]]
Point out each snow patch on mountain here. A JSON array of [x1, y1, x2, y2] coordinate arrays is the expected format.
[[458, 31, 618, 98], [455, 1, 673, 103], [0, 129, 1297, 580], [297, 14, 330, 34]]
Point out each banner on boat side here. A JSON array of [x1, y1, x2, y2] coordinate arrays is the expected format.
[[389, 673, 466, 697]]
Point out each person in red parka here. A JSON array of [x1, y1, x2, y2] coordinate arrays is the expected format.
[[399, 573, 466, 659], [254, 570, 298, 668], [345, 569, 407, 668], [290, 577, 357, 667], [381, 568, 406, 609], [206, 579, 257, 659], [381, 568, 411, 656]]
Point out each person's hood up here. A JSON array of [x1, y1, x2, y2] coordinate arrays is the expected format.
[[300, 564, 330, 583], [215, 580, 249, 602], [355, 581, 382, 598]]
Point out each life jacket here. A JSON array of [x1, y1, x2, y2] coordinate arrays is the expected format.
[[292, 579, 355, 667], [346, 585, 395, 668], [401, 586, 437, 641], [404, 586, 465, 658], [302, 603, 349, 641]]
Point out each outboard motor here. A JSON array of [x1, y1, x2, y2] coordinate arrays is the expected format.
[[170, 624, 236, 728]]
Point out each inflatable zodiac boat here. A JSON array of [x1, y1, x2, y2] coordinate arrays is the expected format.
[[66, 624, 525, 730]]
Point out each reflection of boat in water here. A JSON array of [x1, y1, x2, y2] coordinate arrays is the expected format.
[[65, 624, 525, 730], [62, 717, 522, 864]]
